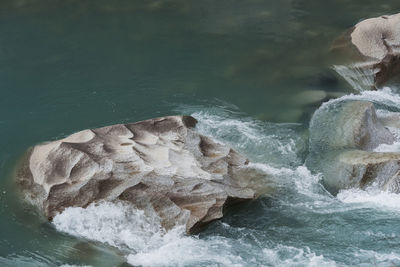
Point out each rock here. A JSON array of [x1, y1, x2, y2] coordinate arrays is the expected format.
[[314, 150, 400, 194], [290, 90, 328, 107], [275, 108, 304, 123], [378, 111, 400, 130], [309, 100, 394, 153], [307, 100, 398, 194], [331, 13, 400, 88], [16, 116, 256, 234]]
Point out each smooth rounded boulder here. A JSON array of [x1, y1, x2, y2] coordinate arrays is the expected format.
[[16, 116, 257, 234], [332, 13, 400, 89]]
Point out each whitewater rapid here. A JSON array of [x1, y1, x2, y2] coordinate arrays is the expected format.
[[53, 90, 400, 266]]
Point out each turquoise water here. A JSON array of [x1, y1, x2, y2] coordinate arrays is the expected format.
[[2, 1, 400, 266]]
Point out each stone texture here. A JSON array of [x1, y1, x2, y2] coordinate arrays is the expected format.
[[16, 116, 256, 234], [332, 13, 400, 88]]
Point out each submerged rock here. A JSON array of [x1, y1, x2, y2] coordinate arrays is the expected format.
[[290, 90, 328, 107], [332, 13, 400, 89], [307, 100, 400, 194], [16, 116, 256, 234]]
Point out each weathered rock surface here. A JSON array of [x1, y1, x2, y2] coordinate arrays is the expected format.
[[307, 100, 400, 194], [332, 13, 400, 89], [16, 116, 256, 233]]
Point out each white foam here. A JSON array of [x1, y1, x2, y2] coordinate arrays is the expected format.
[[247, 163, 323, 197], [262, 245, 337, 267], [247, 162, 297, 176], [355, 249, 400, 265], [174, 104, 305, 165], [53, 201, 247, 267], [318, 87, 400, 111], [374, 141, 400, 152], [337, 188, 400, 210], [127, 234, 244, 267], [53, 199, 339, 267], [53, 201, 168, 253]]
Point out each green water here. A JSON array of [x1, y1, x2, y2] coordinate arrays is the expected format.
[[2, 1, 400, 266]]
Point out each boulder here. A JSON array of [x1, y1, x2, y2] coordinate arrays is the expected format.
[[16, 116, 256, 234], [332, 13, 400, 89], [309, 100, 394, 153], [307, 100, 400, 194]]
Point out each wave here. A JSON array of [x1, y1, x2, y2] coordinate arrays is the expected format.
[[315, 87, 400, 112], [354, 249, 400, 266]]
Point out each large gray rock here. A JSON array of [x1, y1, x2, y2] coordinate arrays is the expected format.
[[307, 100, 400, 194], [16, 116, 256, 233], [332, 13, 400, 89], [309, 101, 394, 153]]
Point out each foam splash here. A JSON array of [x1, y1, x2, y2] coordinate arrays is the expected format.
[[127, 234, 244, 267], [173, 102, 306, 166], [337, 188, 400, 210], [355, 249, 400, 266], [53, 201, 165, 253], [373, 141, 400, 152], [190, 110, 305, 165], [52, 197, 336, 267], [53, 202, 246, 267], [249, 162, 317, 183], [262, 245, 337, 267], [317, 87, 400, 112]]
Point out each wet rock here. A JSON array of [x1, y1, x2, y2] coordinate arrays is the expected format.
[[16, 116, 256, 234], [307, 100, 399, 194], [332, 13, 400, 89], [290, 90, 327, 106], [378, 111, 400, 130], [315, 150, 400, 194], [309, 101, 394, 152], [275, 108, 304, 123]]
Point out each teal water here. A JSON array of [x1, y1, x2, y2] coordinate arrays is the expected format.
[[2, 1, 400, 266]]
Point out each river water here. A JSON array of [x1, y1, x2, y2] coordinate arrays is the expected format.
[[2, 1, 400, 266]]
